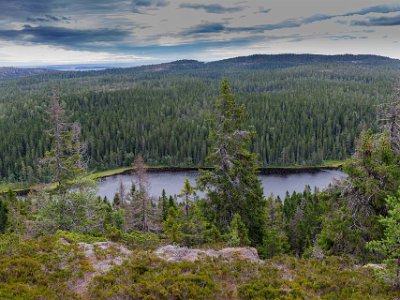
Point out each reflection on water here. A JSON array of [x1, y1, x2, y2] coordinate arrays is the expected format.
[[97, 170, 346, 200]]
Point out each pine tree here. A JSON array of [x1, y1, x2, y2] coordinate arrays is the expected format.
[[197, 80, 266, 245]]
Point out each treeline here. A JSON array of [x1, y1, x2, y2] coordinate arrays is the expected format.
[[0, 58, 398, 181]]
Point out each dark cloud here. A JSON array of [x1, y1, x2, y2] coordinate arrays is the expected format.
[[181, 4, 400, 38], [329, 35, 360, 41], [302, 14, 334, 24], [179, 3, 244, 14], [182, 23, 227, 35], [108, 35, 266, 56], [258, 8, 271, 14], [345, 4, 400, 16], [181, 20, 301, 37], [0, 1, 54, 14], [259, 4, 400, 31], [351, 14, 400, 26], [0, 0, 126, 22], [0, 25, 130, 49], [132, 0, 169, 13], [26, 15, 71, 23]]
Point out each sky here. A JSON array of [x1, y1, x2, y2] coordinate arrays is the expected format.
[[0, 0, 399, 66]]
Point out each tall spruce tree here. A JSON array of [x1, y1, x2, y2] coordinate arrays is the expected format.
[[197, 80, 266, 245], [127, 155, 160, 232], [178, 179, 196, 216], [42, 90, 86, 191]]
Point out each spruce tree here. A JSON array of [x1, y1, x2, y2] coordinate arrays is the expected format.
[[163, 207, 183, 244], [259, 197, 289, 258], [368, 188, 400, 287], [128, 155, 160, 232], [178, 179, 196, 216], [197, 80, 266, 245], [42, 90, 86, 191], [161, 189, 169, 221], [228, 213, 250, 247]]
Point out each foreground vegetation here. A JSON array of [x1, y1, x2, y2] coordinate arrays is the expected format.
[[0, 233, 395, 300], [1, 79, 400, 298]]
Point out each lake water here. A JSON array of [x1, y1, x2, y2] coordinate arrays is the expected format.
[[97, 169, 346, 200]]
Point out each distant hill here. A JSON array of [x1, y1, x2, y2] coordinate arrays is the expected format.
[[207, 54, 400, 69], [0, 67, 57, 80], [114, 54, 400, 74], [1, 54, 398, 80]]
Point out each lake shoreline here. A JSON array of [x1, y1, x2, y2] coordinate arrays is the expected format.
[[97, 168, 346, 200], [112, 165, 342, 177], [2, 163, 343, 196]]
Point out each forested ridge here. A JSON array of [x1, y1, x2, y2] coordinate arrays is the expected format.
[[1, 54, 399, 182]]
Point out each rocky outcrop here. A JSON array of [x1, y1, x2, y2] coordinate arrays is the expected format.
[[154, 245, 261, 263], [363, 263, 385, 270], [71, 241, 132, 298]]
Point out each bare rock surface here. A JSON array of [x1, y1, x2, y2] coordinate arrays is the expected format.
[[71, 241, 132, 299], [154, 245, 261, 263], [363, 263, 385, 270]]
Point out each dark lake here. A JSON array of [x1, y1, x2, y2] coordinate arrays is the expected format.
[[97, 169, 346, 200]]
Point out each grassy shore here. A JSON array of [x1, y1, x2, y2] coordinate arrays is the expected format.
[[0, 160, 344, 195]]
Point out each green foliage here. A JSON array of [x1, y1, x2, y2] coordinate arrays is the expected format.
[[31, 188, 113, 235], [198, 80, 266, 245], [163, 203, 222, 247], [112, 193, 120, 209], [283, 187, 326, 256], [319, 129, 400, 260], [0, 235, 87, 299], [368, 188, 400, 287], [181, 204, 211, 246], [0, 234, 20, 255], [0, 197, 7, 233], [56, 230, 107, 244], [110, 209, 125, 231], [259, 197, 289, 258], [88, 250, 395, 300], [178, 178, 196, 216], [0, 233, 396, 299], [344, 130, 400, 212], [228, 213, 250, 247], [163, 207, 183, 244], [121, 231, 161, 250], [161, 189, 169, 221], [3, 189, 27, 234]]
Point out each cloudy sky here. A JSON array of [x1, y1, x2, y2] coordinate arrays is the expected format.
[[0, 0, 399, 66]]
